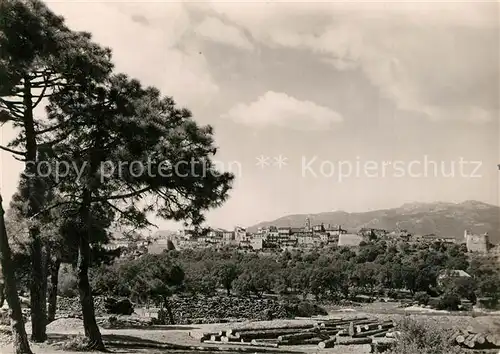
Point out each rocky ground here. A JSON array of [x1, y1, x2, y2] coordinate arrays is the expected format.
[[2, 306, 500, 354], [2, 299, 500, 354]]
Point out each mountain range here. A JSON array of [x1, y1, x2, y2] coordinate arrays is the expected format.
[[248, 201, 500, 244]]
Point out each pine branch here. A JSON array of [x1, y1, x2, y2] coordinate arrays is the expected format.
[[32, 74, 51, 108], [0, 110, 14, 124], [95, 186, 153, 202], [29, 200, 78, 220], [104, 201, 154, 227], [0, 145, 26, 156], [29, 70, 53, 79], [36, 121, 67, 135], [30, 77, 61, 88], [0, 98, 25, 119], [42, 130, 74, 146]]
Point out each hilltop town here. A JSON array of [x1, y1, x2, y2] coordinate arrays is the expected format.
[[154, 221, 496, 254], [108, 216, 500, 260], [106, 201, 500, 257]]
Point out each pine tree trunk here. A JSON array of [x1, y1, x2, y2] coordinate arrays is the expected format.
[[74, 123, 108, 350], [29, 236, 47, 342], [0, 194, 33, 354], [0, 278, 4, 308], [23, 77, 47, 342], [77, 188, 105, 350], [42, 246, 49, 315], [77, 233, 105, 350], [47, 257, 61, 323]]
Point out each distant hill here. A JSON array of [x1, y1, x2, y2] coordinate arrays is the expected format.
[[248, 201, 500, 244]]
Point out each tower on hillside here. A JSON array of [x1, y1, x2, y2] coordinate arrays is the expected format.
[[465, 230, 489, 253], [305, 217, 311, 231]]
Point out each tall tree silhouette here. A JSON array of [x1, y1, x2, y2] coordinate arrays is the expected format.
[[0, 0, 112, 343], [45, 74, 234, 349]]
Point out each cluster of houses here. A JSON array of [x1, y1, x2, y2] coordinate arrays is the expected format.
[[105, 218, 497, 258], [168, 217, 462, 252]]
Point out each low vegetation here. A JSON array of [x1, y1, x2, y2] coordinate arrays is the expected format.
[[56, 336, 92, 352], [386, 318, 465, 354], [83, 241, 500, 311]]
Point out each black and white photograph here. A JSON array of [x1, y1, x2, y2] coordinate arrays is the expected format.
[[0, 1, 499, 353]]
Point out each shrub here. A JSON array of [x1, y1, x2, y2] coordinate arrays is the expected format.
[[414, 291, 430, 306], [58, 266, 78, 298], [441, 276, 477, 303], [0, 309, 9, 325], [428, 297, 440, 308], [387, 289, 400, 299], [104, 297, 134, 315], [287, 301, 327, 317], [476, 297, 499, 310], [437, 292, 461, 311], [386, 318, 465, 354], [477, 275, 500, 302], [57, 336, 92, 351]]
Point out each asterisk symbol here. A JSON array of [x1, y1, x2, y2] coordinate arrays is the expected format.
[[273, 155, 288, 169], [256, 155, 270, 169]]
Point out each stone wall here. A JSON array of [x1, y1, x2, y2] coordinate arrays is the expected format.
[[167, 295, 292, 324], [54, 295, 326, 325]]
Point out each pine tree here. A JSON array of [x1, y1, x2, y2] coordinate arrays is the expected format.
[[44, 74, 234, 349], [0, 194, 32, 354], [0, 0, 112, 343]]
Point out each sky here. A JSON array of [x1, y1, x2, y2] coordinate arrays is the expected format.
[[0, 0, 499, 232]]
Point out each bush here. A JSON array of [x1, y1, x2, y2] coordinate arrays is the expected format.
[[387, 289, 400, 299], [57, 336, 92, 351], [414, 291, 430, 306], [476, 297, 499, 310], [386, 318, 465, 354], [0, 309, 9, 325], [477, 275, 500, 302], [104, 297, 134, 315], [441, 277, 477, 303], [437, 292, 461, 311], [58, 266, 78, 298], [285, 301, 328, 317], [428, 297, 440, 308]]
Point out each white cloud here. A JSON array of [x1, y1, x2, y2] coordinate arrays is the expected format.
[[45, 1, 219, 110], [209, 1, 498, 123], [196, 17, 253, 51], [41, 1, 499, 123], [224, 91, 343, 131]]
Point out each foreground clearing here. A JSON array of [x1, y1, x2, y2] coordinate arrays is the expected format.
[[1, 305, 500, 354]]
